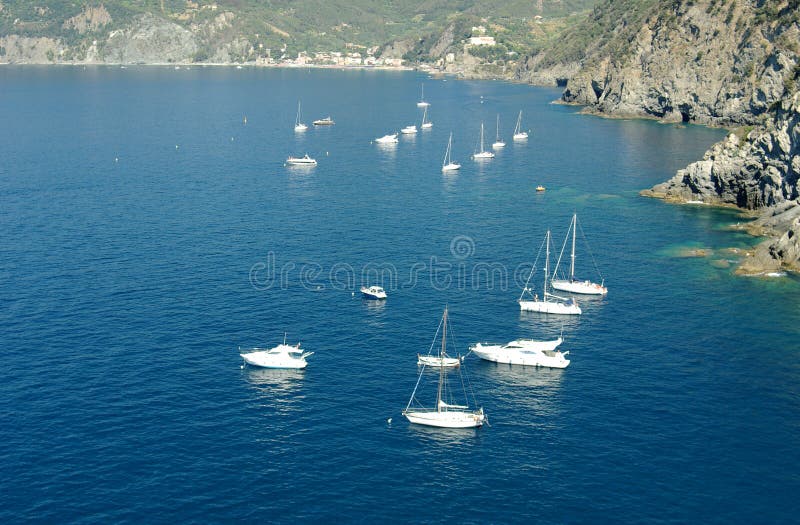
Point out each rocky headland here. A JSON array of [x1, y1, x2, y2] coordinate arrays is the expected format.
[[519, 0, 800, 274]]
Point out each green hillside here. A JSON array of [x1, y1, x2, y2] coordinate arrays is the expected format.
[[0, 0, 598, 60]]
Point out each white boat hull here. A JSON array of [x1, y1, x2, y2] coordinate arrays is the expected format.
[[471, 343, 569, 368], [492, 141, 505, 149], [240, 352, 309, 369], [403, 409, 485, 428], [442, 162, 461, 172], [551, 279, 607, 295], [472, 152, 494, 159], [417, 354, 462, 367], [513, 132, 528, 141], [519, 299, 582, 315], [294, 124, 308, 132]]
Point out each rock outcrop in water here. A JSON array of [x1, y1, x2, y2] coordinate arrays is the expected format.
[[518, 0, 800, 273]]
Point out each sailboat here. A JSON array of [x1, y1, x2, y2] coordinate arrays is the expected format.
[[441, 132, 461, 172], [416, 83, 430, 107], [513, 110, 528, 141], [403, 306, 486, 428], [551, 214, 608, 295], [472, 122, 495, 159], [519, 230, 582, 315], [421, 106, 433, 129], [492, 114, 505, 149], [294, 101, 307, 132]]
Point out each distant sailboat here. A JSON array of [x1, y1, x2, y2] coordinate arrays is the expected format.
[[294, 101, 307, 132], [551, 214, 608, 295], [421, 106, 433, 129], [441, 132, 461, 172], [472, 122, 495, 159], [416, 83, 430, 108], [513, 110, 528, 141], [403, 306, 486, 428], [518, 230, 582, 315], [492, 114, 505, 149]]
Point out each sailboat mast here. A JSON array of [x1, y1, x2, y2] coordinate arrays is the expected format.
[[437, 307, 447, 412], [544, 230, 550, 298], [570, 214, 577, 281], [480, 123, 485, 152]]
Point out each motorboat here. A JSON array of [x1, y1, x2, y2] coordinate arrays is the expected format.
[[375, 133, 399, 144], [313, 116, 335, 125], [285, 154, 317, 166], [360, 285, 387, 299], [401, 125, 418, 134], [470, 338, 569, 368], [536, 185, 546, 192], [240, 339, 314, 369]]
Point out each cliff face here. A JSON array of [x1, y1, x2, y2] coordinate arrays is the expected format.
[[559, 1, 799, 126], [518, 0, 800, 273]]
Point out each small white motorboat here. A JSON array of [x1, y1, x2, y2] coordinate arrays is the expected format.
[[240, 339, 314, 369], [285, 154, 317, 166], [375, 133, 399, 144], [313, 116, 335, 126], [470, 338, 569, 368], [360, 285, 387, 300], [401, 125, 418, 134]]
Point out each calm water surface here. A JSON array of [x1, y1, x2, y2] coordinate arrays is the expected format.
[[1, 66, 799, 523]]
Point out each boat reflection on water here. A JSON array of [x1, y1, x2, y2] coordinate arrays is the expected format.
[[479, 362, 565, 418], [518, 310, 580, 334], [405, 422, 481, 448], [243, 368, 306, 414]]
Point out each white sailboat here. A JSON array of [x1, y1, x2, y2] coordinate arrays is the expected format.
[[441, 132, 461, 172], [519, 230, 582, 315], [472, 122, 495, 159], [294, 100, 307, 132], [416, 83, 430, 107], [551, 214, 608, 295], [492, 114, 505, 149], [513, 110, 528, 141], [403, 306, 486, 428], [421, 106, 433, 129]]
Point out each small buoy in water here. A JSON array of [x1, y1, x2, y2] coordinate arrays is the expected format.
[[175, 144, 179, 149], [243, 116, 247, 125], [231, 137, 234, 141], [351, 292, 355, 297], [387, 418, 392, 424], [326, 151, 329, 156], [240, 364, 244, 369], [115, 157, 118, 163]]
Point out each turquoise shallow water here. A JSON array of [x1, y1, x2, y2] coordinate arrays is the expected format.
[[1, 66, 799, 523]]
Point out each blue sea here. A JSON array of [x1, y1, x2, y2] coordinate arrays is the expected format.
[[1, 66, 799, 523]]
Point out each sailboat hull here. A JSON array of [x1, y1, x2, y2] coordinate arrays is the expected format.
[[551, 279, 607, 295], [403, 409, 485, 428], [519, 299, 582, 315]]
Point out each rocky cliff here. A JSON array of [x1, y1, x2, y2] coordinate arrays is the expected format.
[[520, 0, 800, 273]]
